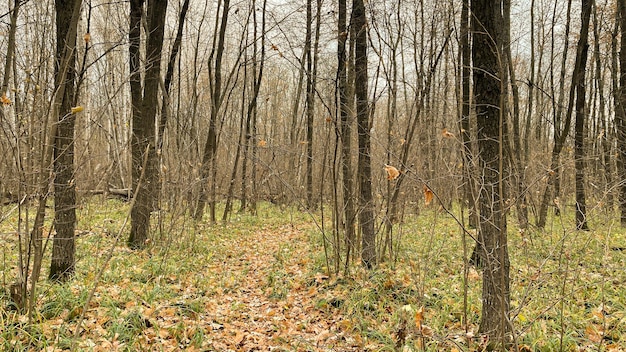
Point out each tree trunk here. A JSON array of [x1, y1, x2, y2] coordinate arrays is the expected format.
[[524, 0, 535, 162], [129, 0, 168, 248], [49, 0, 81, 281], [574, 0, 593, 230], [236, 0, 266, 216], [305, 0, 314, 209], [0, 0, 20, 202], [502, 0, 528, 229], [538, 0, 574, 228], [195, 0, 230, 221], [472, 0, 512, 344], [617, 0, 626, 226], [594, 4, 613, 210], [338, 0, 356, 271], [353, 0, 375, 268], [156, 0, 190, 206], [459, 0, 477, 229]]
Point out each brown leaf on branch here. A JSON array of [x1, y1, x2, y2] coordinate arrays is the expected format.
[[1, 94, 11, 106], [384, 165, 400, 180], [423, 185, 434, 206]]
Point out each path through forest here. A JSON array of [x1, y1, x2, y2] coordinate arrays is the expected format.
[[197, 223, 357, 351]]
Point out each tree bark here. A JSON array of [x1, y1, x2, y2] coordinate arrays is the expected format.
[[305, 0, 314, 209], [459, 0, 477, 229], [49, 0, 81, 281], [129, 0, 168, 248], [472, 0, 512, 344], [338, 0, 356, 271], [352, 0, 375, 268], [617, 0, 626, 226], [574, 0, 593, 230], [593, 4, 613, 210]]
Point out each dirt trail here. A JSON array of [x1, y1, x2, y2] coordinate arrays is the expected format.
[[200, 224, 355, 351]]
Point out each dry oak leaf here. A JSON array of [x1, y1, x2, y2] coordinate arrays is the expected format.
[[71, 106, 84, 114], [442, 128, 454, 138], [1, 94, 11, 106], [384, 164, 400, 180], [84, 33, 91, 43], [423, 185, 434, 206], [258, 139, 267, 147], [585, 324, 603, 343], [414, 306, 424, 328]]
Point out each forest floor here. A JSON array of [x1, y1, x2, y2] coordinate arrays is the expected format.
[[2, 198, 626, 351]]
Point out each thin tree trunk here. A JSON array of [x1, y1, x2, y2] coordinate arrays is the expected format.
[[239, 0, 266, 215], [49, 0, 81, 281], [28, 0, 82, 319], [226, 37, 248, 219], [595, 7, 612, 210], [574, 0, 593, 231], [524, 0, 535, 162], [338, 0, 355, 272], [617, 0, 626, 226], [305, 0, 314, 209], [538, 0, 573, 228], [0, 0, 19, 198], [353, 0, 375, 268], [195, 0, 230, 221], [502, 0, 528, 229], [459, 0, 477, 229]]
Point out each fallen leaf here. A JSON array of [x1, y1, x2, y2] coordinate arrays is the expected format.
[[468, 267, 480, 280], [232, 330, 245, 345], [414, 306, 424, 329], [420, 324, 433, 337], [585, 324, 603, 343]]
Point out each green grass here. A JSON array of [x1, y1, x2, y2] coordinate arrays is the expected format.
[[1, 197, 626, 350], [303, 203, 626, 351]]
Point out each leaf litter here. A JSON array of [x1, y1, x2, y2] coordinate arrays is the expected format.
[[2, 209, 363, 351], [3, 200, 626, 351]]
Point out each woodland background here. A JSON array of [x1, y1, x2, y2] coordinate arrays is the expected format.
[[1, 0, 626, 350]]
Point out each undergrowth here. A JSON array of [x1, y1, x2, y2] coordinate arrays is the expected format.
[[0, 197, 624, 351]]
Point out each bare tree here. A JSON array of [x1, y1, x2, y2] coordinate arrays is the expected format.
[[538, 0, 573, 228], [49, 0, 82, 281], [574, 0, 593, 230], [617, 0, 626, 226], [471, 0, 512, 344], [337, 0, 356, 272], [458, 0, 477, 229], [352, 0, 375, 268], [195, 0, 230, 222], [156, 0, 191, 206], [128, 0, 168, 248]]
